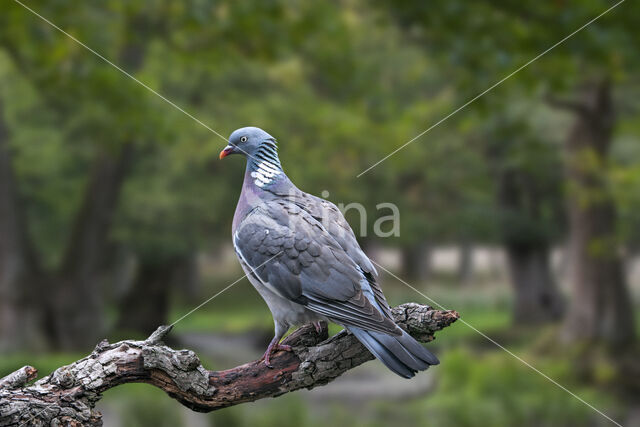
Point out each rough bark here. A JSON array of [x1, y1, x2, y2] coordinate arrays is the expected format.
[[0, 366, 38, 391], [0, 303, 458, 426], [555, 79, 636, 344]]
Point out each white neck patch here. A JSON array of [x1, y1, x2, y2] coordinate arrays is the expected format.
[[251, 161, 281, 188]]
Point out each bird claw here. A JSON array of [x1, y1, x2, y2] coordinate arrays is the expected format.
[[277, 344, 293, 352], [261, 343, 293, 368], [313, 321, 323, 334]]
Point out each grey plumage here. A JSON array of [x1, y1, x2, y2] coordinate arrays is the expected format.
[[221, 126, 438, 378]]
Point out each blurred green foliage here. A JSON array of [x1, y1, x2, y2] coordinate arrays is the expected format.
[[414, 348, 614, 427], [1, 0, 637, 261], [0, 0, 638, 425], [0, 0, 499, 262]]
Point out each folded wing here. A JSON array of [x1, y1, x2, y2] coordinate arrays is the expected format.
[[233, 200, 399, 335]]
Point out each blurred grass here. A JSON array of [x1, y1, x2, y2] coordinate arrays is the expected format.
[[0, 352, 83, 381], [167, 272, 272, 333], [169, 296, 272, 334], [401, 348, 618, 427]]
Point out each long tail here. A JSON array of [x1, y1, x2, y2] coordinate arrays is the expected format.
[[349, 327, 439, 378]]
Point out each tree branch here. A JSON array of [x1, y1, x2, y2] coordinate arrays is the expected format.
[[0, 303, 458, 426], [0, 366, 37, 390]]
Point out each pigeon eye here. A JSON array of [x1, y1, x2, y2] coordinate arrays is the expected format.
[[240, 136, 248, 143]]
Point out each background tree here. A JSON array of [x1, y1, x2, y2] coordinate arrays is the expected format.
[[375, 0, 637, 335], [0, 2, 171, 348], [0, 1, 638, 425]]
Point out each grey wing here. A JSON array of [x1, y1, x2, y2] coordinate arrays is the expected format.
[[234, 202, 399, 335], [279, 190, 393, 319]]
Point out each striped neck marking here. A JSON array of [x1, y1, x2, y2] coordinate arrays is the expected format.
[[249, 141, 282, 188], [251, 161, 281, 187]]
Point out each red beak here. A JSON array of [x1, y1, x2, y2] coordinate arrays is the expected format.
[[219, 145, 234, 159]]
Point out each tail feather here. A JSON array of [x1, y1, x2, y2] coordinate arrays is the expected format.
[[349, 327, 439, 379]]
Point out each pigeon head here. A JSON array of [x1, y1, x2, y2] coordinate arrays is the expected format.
[[220, 127, 277, 160], [220, 127, 284, 187]]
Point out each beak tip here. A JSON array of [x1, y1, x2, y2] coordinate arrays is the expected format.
[[219, 146, 233, 159]]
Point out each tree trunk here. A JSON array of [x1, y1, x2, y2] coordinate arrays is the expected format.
[[559, 79, 635, 345], [457, 241, 473, 285], [0, 100, 45, 351], [401, 242, 432, 282], [51, 144, 133, 350], [2, 12, 155, 351], [506, 245, 564, 324], [176, 251, 200, 304], [494, 166, 564, 325], [117, 253, 201, 335], [116, 256, 180, 336]]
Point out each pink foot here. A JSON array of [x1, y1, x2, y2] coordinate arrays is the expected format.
[[313, 321, 323, 334], [261, 341, 293, 368]]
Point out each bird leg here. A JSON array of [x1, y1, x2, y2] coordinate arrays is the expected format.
[[313, 321, 323, 334], [261, 336, 293, 368]]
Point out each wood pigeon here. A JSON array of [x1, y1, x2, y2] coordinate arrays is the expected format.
[[220, 127, 439, 378]]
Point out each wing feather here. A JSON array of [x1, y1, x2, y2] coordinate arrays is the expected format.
[[273, 189, 393, 319], [234, 200, 398, 335]]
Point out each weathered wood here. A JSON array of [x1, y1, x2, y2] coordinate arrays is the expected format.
[[0, 303, 458, 426], [0, 366, 37, 391]]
